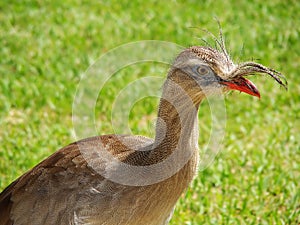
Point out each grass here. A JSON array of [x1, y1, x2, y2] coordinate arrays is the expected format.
[[0, 0, 299, 224]]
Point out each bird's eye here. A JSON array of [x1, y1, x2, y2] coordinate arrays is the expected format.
[[197, 66, 209, 75]]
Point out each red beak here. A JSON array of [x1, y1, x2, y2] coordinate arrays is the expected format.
[[221, 77, 261, 98]]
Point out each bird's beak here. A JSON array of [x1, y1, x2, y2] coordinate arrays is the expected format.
[[221, 77, 261, 98]]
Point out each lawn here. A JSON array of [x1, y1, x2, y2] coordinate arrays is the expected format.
[[0, 0, 299, 224]]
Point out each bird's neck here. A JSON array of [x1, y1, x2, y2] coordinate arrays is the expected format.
[[152, 75, 204, 158]]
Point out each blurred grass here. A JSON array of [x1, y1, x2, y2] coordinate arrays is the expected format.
[[0, 0, 299, 224]]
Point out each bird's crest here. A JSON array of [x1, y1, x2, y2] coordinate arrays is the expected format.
[[189, 21, 288, 90]]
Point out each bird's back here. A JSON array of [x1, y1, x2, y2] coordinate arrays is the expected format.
[[0, 134, 197, 225]]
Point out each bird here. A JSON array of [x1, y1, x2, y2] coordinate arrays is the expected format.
[[0, 34, 287, 225]]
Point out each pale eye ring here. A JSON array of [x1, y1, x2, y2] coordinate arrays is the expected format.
[[197, 66, 209, 75]]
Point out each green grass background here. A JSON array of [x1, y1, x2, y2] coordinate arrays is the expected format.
[[0, 0, 299, 224]]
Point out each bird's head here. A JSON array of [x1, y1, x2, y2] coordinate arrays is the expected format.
[[169, 45, 287, 100]]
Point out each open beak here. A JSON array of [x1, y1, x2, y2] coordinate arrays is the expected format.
[[221, 77, 261, 98]]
